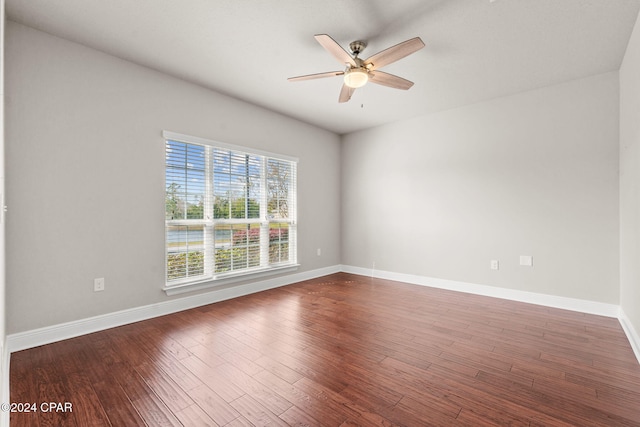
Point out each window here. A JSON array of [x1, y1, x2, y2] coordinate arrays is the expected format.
[[164, 131, 297, 291]]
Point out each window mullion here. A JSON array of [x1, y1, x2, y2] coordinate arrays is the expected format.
[[289, 162, 297, 264], [260, 157, 269, 267], [204, 146, 214, 278]]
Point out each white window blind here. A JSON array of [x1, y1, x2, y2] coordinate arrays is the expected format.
[[164, 131, 297, 289]]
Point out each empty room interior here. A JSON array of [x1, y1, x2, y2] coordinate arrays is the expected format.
[[1, 0, 640, 426]]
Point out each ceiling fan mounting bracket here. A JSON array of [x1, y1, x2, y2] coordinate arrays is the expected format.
[[349, 40, 367, 56]]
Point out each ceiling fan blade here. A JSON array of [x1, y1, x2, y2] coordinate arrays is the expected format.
[[288, 71, 344, 82], [338, 84, 354, 103], [369, 71, 414, 90], [314, 34, 357, 67], [364, 37, 425, 70]]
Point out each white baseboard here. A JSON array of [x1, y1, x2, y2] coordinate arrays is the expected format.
[[6, 265, 341, 353], [1, 262, 638, 423], [6, 264, 638, 367], [341, 264, 640, 365], [619, 308, 640, 364], [340, 264, 621, 318]]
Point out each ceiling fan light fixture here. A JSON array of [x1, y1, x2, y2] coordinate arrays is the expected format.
[[344, 68, 369, 88]]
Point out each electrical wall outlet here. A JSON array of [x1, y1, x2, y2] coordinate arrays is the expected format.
[[94, 277, 105, 292], [317, 248, 322, 256], [520, 256, 533, 267], [490, 260, 499, 270]]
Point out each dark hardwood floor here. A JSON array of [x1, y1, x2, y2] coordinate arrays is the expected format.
[[10, 272, 640, 426]]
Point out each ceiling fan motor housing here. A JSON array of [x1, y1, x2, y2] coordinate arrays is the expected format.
[[349, 40, 367, 56]]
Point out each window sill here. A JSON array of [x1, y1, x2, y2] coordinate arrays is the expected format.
[[163, 264, 300, 296]]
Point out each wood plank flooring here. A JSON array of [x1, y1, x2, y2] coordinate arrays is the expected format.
[[10, 272, 640, 426]]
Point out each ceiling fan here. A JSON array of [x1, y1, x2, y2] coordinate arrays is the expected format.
[[288, 34, 425, 103]]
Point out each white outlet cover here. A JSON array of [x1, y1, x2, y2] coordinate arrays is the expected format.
[[520, 256, 533, 267]]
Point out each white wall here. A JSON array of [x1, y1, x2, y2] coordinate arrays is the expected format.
[[620, 10, 640, 343], [3, 16, 634, 350], [4, 21, 341, 334], [342, 72, 620, 304]]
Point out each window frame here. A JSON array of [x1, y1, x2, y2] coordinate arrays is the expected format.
[[163, 130, 298, 295]]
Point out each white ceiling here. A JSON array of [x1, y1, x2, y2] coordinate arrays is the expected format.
[[6, 0, 640, 134]]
